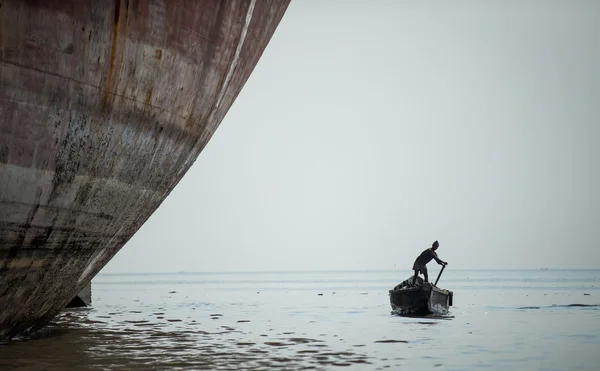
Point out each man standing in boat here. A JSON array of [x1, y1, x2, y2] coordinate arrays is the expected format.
[[411, 240, 447, 286]]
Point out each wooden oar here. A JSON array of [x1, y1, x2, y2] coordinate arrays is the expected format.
[[434, 264, 446, 286]]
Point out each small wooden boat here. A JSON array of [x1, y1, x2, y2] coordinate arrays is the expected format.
[[389, 266, 453, 316]]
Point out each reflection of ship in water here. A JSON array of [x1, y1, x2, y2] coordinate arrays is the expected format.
[[0, 0, 290, 340], [0, 307, 375, 369]]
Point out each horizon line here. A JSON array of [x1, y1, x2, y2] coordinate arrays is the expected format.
[[97, 267, 600, 276]]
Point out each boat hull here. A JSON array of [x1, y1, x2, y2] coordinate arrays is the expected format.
[[389, 282, 453, 316], [0, 0, 290, 340]]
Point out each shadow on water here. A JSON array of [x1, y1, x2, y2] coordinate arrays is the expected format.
[[0, 308, 375, 370], [389, 311, 455, 326], [391, 313, 454, 320], [0, 327, 73, 346], [0, 308, 95, 346]]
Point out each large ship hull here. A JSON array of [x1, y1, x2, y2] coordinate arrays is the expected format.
[[0, 0, 290, 340]]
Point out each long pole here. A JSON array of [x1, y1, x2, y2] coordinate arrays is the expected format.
[[434, 264, 446, 286]]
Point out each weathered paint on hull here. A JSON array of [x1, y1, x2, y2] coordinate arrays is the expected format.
[[0, 0, 290, 340]]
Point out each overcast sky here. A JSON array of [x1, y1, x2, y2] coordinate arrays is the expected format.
[[102, 0, 600, 273]]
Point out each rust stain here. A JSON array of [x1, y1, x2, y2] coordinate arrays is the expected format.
[[119, 0, 130, 98], [144, 87, 152, 105], [103, 0, 122, 107], [154, 49, 162, 60]]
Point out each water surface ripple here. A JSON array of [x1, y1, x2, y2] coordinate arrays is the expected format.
[[1, 269, 599, 370]]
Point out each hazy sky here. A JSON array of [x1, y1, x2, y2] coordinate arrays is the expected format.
[[102, 0, 600, 273]]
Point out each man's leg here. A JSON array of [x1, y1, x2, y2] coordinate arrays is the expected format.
[[411, 270, 419, 286], [423, 267, 429, 282]]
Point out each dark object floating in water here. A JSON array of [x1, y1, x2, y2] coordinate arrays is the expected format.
[[374, 339, 408, 343], [264, 341, 293, 347], [584, 293, 590, 296], [318, 293, 323, 296], [237, 320, 250, 323], [389, 275, 453, 316], [169, 291, 177, 294], [287, 337, 321, 344], [210, 314, 223, 317], [519, 304, 600, 310]]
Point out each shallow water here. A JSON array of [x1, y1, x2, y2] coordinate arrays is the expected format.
[[1, 269, 599, 370]]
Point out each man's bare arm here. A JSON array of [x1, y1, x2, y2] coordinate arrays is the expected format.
[[432, 252, 447, 265]]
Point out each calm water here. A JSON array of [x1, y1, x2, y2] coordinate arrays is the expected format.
[[1, 269, 599, 370]]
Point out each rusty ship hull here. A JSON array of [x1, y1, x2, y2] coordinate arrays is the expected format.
[[0, 0, 290, 340]]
